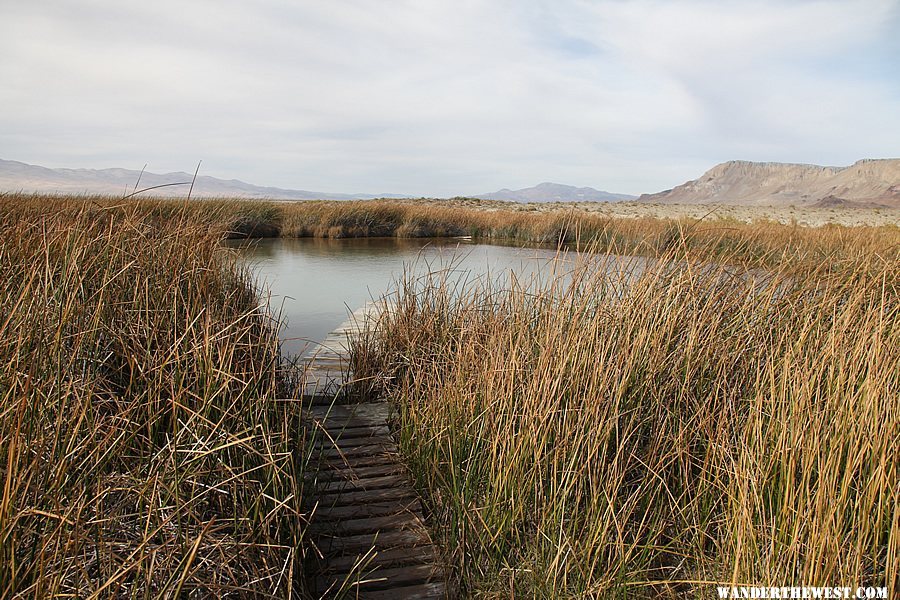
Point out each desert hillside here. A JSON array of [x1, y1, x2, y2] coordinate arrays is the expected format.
[[639, 159, 900, 208]]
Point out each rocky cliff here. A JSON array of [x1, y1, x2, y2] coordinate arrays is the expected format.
[[639, 159, 900, 208]]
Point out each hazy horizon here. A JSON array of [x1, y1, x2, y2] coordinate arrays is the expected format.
[[2, 1, 898, 197]]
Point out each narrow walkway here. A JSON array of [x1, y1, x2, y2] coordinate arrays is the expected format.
[[300, 307, 447, 599]]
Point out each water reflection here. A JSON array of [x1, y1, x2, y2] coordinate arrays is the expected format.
[[228, 238, 598, 357]]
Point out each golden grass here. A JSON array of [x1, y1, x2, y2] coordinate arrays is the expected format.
[[276, 200, 900, 268], [0, 197, 310, 597], [2, 194, 898, 598], [351, 246, 899, 597], [5, 193, 898, 267]]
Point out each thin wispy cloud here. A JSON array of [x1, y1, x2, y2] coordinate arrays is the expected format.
[[1, 0, 897, 195]]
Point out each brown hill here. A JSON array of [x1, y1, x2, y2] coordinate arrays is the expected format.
[[639, 159, 900, 208]]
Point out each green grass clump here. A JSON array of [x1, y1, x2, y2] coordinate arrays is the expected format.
[[0, 199, 309, 597], [353, 247, 899, 597]]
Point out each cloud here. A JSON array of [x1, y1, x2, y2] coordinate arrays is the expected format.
[[0, 0, 897, 195], [578, 1, 900, 157]]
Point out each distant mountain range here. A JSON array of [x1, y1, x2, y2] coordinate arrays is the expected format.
[[0, 159, 410, 201], [473, 182, 636, 202], [3, 158, 897, 208], [0, 159, 635, 203], [639, 159, 900, 208]]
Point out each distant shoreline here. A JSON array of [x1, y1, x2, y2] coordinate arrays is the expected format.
[[4, 191, 897, 228]]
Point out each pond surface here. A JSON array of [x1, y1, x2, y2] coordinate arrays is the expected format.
[[228, 237, 588, 357]]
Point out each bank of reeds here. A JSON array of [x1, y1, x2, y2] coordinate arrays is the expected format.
[[5, 194, 898, 269], [277, 201, 899, 268], [0, 199, 309, 597], [351, 247, 899, 597]]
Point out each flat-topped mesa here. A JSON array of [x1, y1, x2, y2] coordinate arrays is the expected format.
[[638, 158, 900, 207]]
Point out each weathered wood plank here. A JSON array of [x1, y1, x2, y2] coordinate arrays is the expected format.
[[319, 545, 438, 574], [354, 582, 447, 599], [315, 563, 443, 594], [311, 453, 400, 471], [317, 474, 409, 494], [312, 499, 423, 521], [317, 424, 392, 439], [317, 486, 418, 508], [315, 529, 430, 554], [308, 511, 423, 536], [310, 462, 406, 482], [308, 416, 391, 431], [315, 434, 396, 450], [305, 402, 393, 422], [318, 444, 399, 462]]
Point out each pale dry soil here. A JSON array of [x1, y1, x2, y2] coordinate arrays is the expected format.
[[411, 198, 900, 227]]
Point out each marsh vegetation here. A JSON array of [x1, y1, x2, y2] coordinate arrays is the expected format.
[[352, 247, 898, 597], [1, 194, 896, 598], [0, 198, 309, 597]]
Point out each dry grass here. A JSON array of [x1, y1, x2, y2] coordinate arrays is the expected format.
[[0, 197, 310, 597], [351, 243, 899, 597], [6, 194, 898, 268], [273, 200, 900, 270], [3, 194, 898, 598]]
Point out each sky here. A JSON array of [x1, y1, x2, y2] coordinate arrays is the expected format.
[[1, 0, 898, 197]]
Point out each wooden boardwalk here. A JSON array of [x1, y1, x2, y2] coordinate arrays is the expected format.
[[300, 307, 447, 599]]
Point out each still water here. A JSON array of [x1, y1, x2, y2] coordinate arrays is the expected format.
[[228, 237, 579, 357]]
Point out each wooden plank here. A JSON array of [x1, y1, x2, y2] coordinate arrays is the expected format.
[[317, 474, 408, 494], [305, 410, 391, 428], [314, 431, 394, 446], [304, 366, 345, 376], [316, 529, 429, 553], [308, 511, 423, 536], [319, 545, 438, 574], [313, 499, 423, 521], [310, 463, 406, 482], [304, 365, 346, 374], [315, 563, 442, 594], [311, 453, 399, 471], [354, 582, 447, 599], [302, 368, 344, 377], [320, 421, 390, 434], [355, 563, 442, 587], [317, 486, 417, 508], [318, 443, 399, 460], [308, 415, 390, 430], [305, 402, 392, 422], [315, 434, 396, 451], [317, 425, 391, 440], [313, 452, 398, 471]]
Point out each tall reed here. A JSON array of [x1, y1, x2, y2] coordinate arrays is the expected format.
[[0, 199, 309, 597], [277, 200, 900, 268], [352, 246, 899, 597]]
